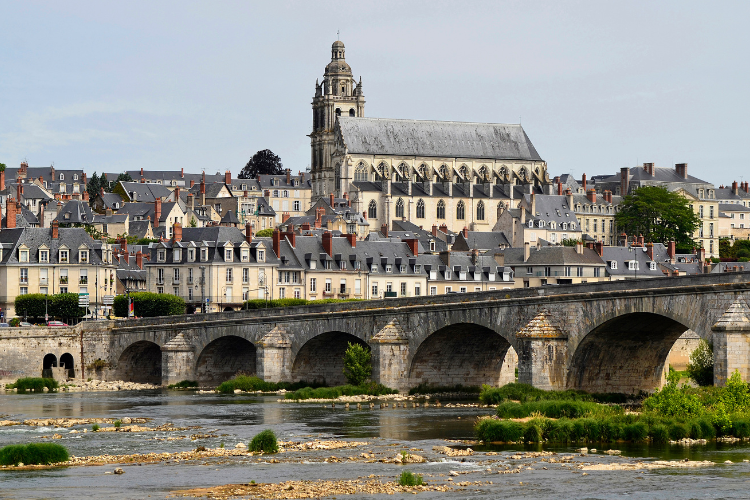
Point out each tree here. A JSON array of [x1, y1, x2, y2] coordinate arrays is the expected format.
[[686, 339, 713, 386], [614, 186, 700, 249], [239, 149, 283, 179], [189, 216, 197, 227], [113, 292, 185, 318], [255, 228, 273, 237], [0, 163, 6, 172], [86, 172, 101, 202], [342, 342, 372, 386]]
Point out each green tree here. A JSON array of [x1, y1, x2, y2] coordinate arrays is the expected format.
[[86, 172, 101, 202], [239, 149, 283, 179], [113, 292, 185, 318], [189, 216, 197, 227], [614, 186, 700, 249], [686, 339, 714, 386], [561, 238, 581, 247], [719, 238, 734, 259], [0, 163, 6, 172], [255, 228, 273, 237], [342, 342, 372, 386]]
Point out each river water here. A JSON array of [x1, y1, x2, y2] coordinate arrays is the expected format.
[[1, 390, 749, 499]]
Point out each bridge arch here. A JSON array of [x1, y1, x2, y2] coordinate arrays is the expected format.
[[60, 353, 75, 379], [408, 322, 516, 388], [116, 340, 162, 384], [195, 335, 256, 386], [291, 331, 368, 385], [567, 311, 690, 394]]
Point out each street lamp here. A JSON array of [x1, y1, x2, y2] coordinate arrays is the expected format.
[[199, 266, 206, 313]]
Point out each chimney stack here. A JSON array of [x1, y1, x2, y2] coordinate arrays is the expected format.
[[225, 170, 231, 186], [667, 240, 676, 260], [381, 223, 388, 237], [51, 220, 58, 238], [282, 212, 290, 223], [620, 167, 630, 196], [172, 222, 182, 243], [524, 241, 530, 262], [345, 233, 356, 248], [463, 226, 468, 238], [83, 191, 89, 201], [5, 196, 17, 229], [174, 186, 180, 202], [190, 179, 195, 188], [557, 180, 563, 196], [272, 229, 281, 257], [245, 223, 253, 244], [576, 241, 584, 254], [154, 198, 162, 226], [675, 163, 688, 179], [595, 240, 604, 257], [432, 224, 438, 237], [286, 169, 291, 185], [329, 193, 335, 207], [582, 173, 587, 191], [322, 231, 333, 257], [644, 162, 655, 176], [646, 242, 654, 261], [733, 181, 739, 196], [566, 188, 574, 210], [586, 189, 596, 203], [0, 170, 5, 191]]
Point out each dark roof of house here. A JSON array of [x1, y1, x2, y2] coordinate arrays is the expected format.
[[54, 200, 94, 224], [453, 231, 511, 251], [337, 117, 543, 161], [221, 210, 240, 224], [120, 182, 172, 202], [0, 227, 107, 265], [128, 220, 152, 239]]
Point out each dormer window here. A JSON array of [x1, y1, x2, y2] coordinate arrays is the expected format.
[[158, 250, 166, 262], [649, 261, 657, 271], [73, 174, 78, 181], [628, 261, 639, 271], [340, 261, 346, 271], [59, 249, 69, 263], [609, 261, 617, 270], [188, 249, 195, 262], [241, 184, 247, 190], [528, 220, 533, 228], [225, 249, 233, 262], [562, 223, 567, 230], [19, 249, 29, 262], [59, 173, 64, 180], [571, 223, 577, 230], [173, 249, 182, 262], [370, 264, 377, 273], [539, 220, 545, 228], [414, 264, 422, 273], [385, 264, 392, 273], [241, 249, 249, 262], [445, 270, 452, 279], [39, 250, 49, 263], [550, 222, 556, 230], [257, 250, 265, 262], [201, 249, 208, 261], [79, 250, 89, 263], [400, 265, 406, 273]]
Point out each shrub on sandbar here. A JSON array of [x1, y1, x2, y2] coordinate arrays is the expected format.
[[249, 429, 279, 454], [0, 443, 69, 466]]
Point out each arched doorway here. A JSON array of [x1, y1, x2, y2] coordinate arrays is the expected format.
[[292, 332, 367, 386], [60, 353, 75, 379], [567, 312, 690, 394], [195, 336, 256, 386], [409, 323, 513, 388], [42, 353, 57, 378], [116, 341, 162, 385]]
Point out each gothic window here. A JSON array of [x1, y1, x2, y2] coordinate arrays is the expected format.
[[498, 166, 508, 180], [334, 164, 342, 191], [478, 165, 488, 181], [368, 200, 377, 219], [456, 201, 465, 220], [397, 163, 409, 181], [518, 167, 527, 182], [459, 165, 469, 180], [438, 164, 449, 180], [354, 162, 368, 182], [349, 109, 355, 117], [497, 202, 505, 218], [376, 162, 388, 180], [416, 199, 425, 218], [418, 164, 429, 180], [477, 201, 485, 220], [436, 200, 446, 219], [395, 198, 405, 218]]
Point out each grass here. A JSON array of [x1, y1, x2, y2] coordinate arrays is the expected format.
[[92, 424, 100, 432], [249, 429, 278, 454], [0, 443, 69, 466], [495, 400, 619, 419], [284, 382, 398, 400], [399, 471, 424, 487], [479, 383, 630, 405], [113, 420, 122, 429], [408, 383, 480, 395], [216, 375, 324, 394], [6, 377, 59, 394], [167, 380, 199, 389]]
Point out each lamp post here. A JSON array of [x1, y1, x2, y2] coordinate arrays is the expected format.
[[199, 266, 206, 313]]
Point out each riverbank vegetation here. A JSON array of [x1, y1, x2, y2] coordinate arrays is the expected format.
[[6, 377, 59, 394], [399, 471, 424, 487], [476, 371, 750, 444], [478, 383, 630, 405], [0, 443, 69, 466], [249, 429, 278, 454], [284, 382, 398, 400], [216, 375, 321, 394]]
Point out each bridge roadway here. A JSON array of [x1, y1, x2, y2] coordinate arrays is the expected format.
[[3, 273, 750, 393]]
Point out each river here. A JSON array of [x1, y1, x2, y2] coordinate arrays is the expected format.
[[1, 390, 749, 499]]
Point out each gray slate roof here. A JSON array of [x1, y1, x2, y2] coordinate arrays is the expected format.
[[54, 200, 94, 224], [337, 117, 543, 161]]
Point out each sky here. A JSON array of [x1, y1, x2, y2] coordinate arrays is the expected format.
[[0, 1, 748, 185]]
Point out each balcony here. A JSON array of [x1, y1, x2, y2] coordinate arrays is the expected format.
[[187, 277, 194, 284], [156, 278, 165, 285], [338, 287, 350, 297], [323, 290, 335, 297], [172, 278, 180, 285]]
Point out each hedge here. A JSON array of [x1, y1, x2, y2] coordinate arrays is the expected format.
[[14, 293, 84, 321], [113, 292, 185, 318]]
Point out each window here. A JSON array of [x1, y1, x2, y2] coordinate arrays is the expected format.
[[59, 250, 69, 263], [293, 200, 300, 211], [460, 286, 467, 293], [226, 268, 233, 283], [399, 264, 406, 273], [386, 282, 393, 293], [400, 282, 407, 296], [477, 201, 485, 220], [564, 266, 571, 277], [456, 201, 465, 220], [39, 250, 48, 263], [445, 286, 452, 293], [385, 264, 392, 273], [416, 199, 425, 218], [368, 200, 377, 219], [60, 286, 68, 294], [594, 268, 601, 277], [283, 190, 289, 198], [310, 278, 317, 293], [710, 206, 714, 219], [157, 268, 165, 283], [242, 268, 249, 283], [20, 286, 28, 295], [173, 286, 179, 296], [173, 268, 180, 282], [395, 198, 404, 218], [60, 268, 68, 284], [414, 264, 422, 273], [59, 173, 64, 180], [257, 250, 265, 262], [294, 289, 301, 299], [430, 286, 437, 296], [650, 262, 657, 271], [355, 163, 368, 182], [577, 266, 583, 277], [158, 250, 166, 262], [628, 261, 639, 271], [201, 249, 208, 261], [225, 249, 233, 262], [610, 261, 617, 270], [430, 241, 435, 252], [20, 268, 28, 284], [526, 267, 533, 275], [371, 282, 378, 297], [355, 279, 361, 295], [414, 285, 421, 296], [544, 267, 551, 277], [79, 269, 88, 284], [40, 268, 48, 285], [699, 205, 704, 218], [40, 287, 47, 295], [325, 279, 332, 293], [444, 269, 451, 280], [436, 200, 445, 219], [278, 287, 285, 299]]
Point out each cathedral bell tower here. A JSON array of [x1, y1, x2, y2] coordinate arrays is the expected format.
[[309, 40, 365, 201]]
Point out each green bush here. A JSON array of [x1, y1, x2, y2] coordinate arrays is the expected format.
[[623, 422, 648, 442], [479, 383, 628, 405], [168, 380, 199, 389], [731, 418, 750, 438], [649, 424, 669, 443], [399, 471, 424, 487], [216, 375, 324, 394], [642, 371, 704, 418], [113, 420, 122, 428], [523, 423, 543, 443], [113, 292, 185, 318], [496, 400, 614, 419], [14, 293, 84, 322], [11, 377, 58, 394], [249, 429, 278, 454], [14, 294, 48, 321], [255, 228, 274, 237], [342, 342, 371, 386], [92, 424, 99, 432], [687, 339, 714, 386], [285, 382, 397, 400], [475, 419, 525, 443], [668, 422, 689, 440], [0, 443, 69, 466]]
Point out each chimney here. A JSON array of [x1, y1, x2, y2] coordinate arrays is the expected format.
[[300, 172, 305, 182], [667, 240, 676, 259], [638, 234, 645, 247], [82, 172, 87, 185], [432, 224, 438, 237], [19, 161, 28, 175], [181, 168, 184, 178], [586, 189, 596, 203], [329, 193, 335, 207], [172, 222, 182, 243], [619, 232, 628, 247], [322, 231, 333, 257], [381, 223, 388, 237], [282, 212, 290, 223], [188, 193, 195, 211], [17, 183, 22, 200], [272, 229, 281, 257], [50, 164, 54, 180], [530, 192, 536, 216], [362, 211, 367, 221], [524, 241, 530, 262], [140, 177, 145, 183], [733, 181, 739, 196], [5, 197, 16, 229], [245, 223, 253, 244], [174, 186, 180, 201], [439, 223, 448, 234], [154, 198, 162, 226], [283, 231, 296, 248], [0, 170, 4, 191], [582, 173, 587, 191], [301, 222, 310, 231], [620, 167, 630, 196], [675, 163, 688, 179], [136, 250, 143, 269], [557, 180, 563, 196], [439, 251, 451, 267], [83, 191, 89, 201], [225, 170, 231, 185], [105, 208, 112, 216], [699, 246, 706, 262], [345, 233, 356, 248], [576, 241, 584, 254], [566, 188, 574, 210], [643, 162, 655, 176], [140, 167, 144, 176], [51, 220, 58, 238], [404, 238, 418, 256], [462, 226, 468, 238], [190, 179, 195, 188], [646, 242, 654, 261], [286, 169, 291, 185], [315, 207, 324, 228], [595, 240, 604, 257]]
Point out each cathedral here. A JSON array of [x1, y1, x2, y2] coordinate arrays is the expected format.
[[310, 40, 551, 233]]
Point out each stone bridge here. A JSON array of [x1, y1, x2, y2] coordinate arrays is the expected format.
[[3, 273, 750, 394]]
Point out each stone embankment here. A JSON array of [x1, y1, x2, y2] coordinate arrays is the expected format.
[[1, 380, 159, 392]]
